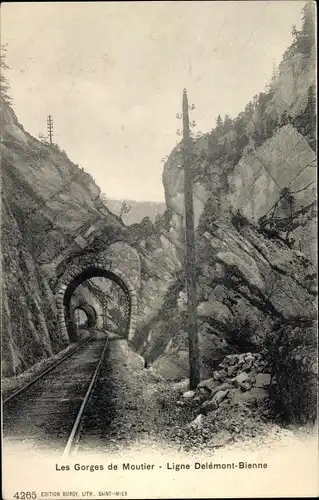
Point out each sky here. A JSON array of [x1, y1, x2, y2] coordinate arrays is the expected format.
[[1, 1, 306, 202]]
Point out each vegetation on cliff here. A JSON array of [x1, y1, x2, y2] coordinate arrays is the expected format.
[[0, 44, 12, 105], [154, 1, 317, 425], [192, 1, 316, 191]]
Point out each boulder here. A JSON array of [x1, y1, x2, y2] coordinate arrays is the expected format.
[[198, 377, 220, 392], [227, 365, 237, 377], [255, 373, 271, 388], [208, 429, 233, 447], [192, 396, 202, 405], [235, 391, 258, 405], [249, 387, 269, 402], [228, 388, 244, 406], [186, 414, 205, 429], [198, 386, 212, 399], [212, 389, 229, 405], [230, 387, 269, 406], [210, 382, 233, 397], [183, 390, 196, 399], [237, 353, 247, 365], [213, 370, 226, 381], [244, 353, 254, 361], [172, 379, 189, 392], [243, 358, 254, 370], [233, 372, 249, 386], [239, 381, 253, 392], [200, 399, 218, 415], [221, 354, 239, 366]]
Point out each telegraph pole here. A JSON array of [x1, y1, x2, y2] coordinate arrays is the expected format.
[[181, 88, 200, 389], [47, 114, 53, 145]]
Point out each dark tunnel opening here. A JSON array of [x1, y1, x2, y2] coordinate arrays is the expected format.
[[72, 305, 97, 330], [63, 267, 132, 341]]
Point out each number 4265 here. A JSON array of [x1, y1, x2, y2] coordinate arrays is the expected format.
[[14, 492, 37, 499]]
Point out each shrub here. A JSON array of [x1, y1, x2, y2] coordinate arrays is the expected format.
[[224, 315, 261, 352], [265, 320, 317, 424], [231, 209, 250, 230]]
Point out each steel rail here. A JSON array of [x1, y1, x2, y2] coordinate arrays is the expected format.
[[62, 334, 109, 457], [3, 335, 94, 404]]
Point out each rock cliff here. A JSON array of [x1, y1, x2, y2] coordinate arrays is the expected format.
[[1, 102, 181, 376], [140, 5, 317, 423], [1, 103, 126, 375], [1, 195, 59, 376]]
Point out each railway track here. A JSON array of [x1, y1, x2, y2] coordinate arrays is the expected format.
[[3, 334, 94, 404], [2, 331, 109, 455]]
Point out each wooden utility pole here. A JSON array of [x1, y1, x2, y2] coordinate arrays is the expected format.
[[182, 88, 200, 389], [47, 114, 53, 145]]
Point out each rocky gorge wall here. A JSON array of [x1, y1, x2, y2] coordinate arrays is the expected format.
[[137, 14, 317, 422], [1, 103, 130, 375], [1, 101, 182, 376], [1, 195, 60, 376]]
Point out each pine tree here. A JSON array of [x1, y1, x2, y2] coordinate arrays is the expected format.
[[234, 115, 249, 161], [216, 114, 223, 132], [120, 201, 131, 219], [291, 24, 300, 45], [292, 85, 316, 150], [223, 114, 233, 133], [299, 1, 316, 55], [154, 214, 162, 232], [244, 101, 254, 117], [0, 45, 12, 104], [268, 60, 278, 93], [208, 130, 218, 159], [303, 85, 316, 148]]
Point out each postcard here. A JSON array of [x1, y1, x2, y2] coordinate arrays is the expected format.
[[1, 1, 318, 498]]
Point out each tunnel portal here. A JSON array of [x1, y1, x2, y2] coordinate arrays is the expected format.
[[60, 266, 134, 342]]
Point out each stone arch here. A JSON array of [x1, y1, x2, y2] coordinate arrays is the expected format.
[[56, 259, 138, 343], [72, 304, 97, 329]]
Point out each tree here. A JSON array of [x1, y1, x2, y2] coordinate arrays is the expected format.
[[223, 114, 233, 133], [154, 213, 163, 231], [0, 45, 12, 104], [291, 24, 301, 44], [100, 193, 108, 205], [208, 130, 218, 160], [234, 114, 249, 157], [278, 187, 296, 245], [305, 85, 316, 132], [292, 84, 316, 150], [302, 85, 316, 149], [266, 60, 279, 93], [280, 110, 292, 127], [299, 2, 316, 55], [120, 201, 131, 219], [215, 114, 223, 133], [244, 101, 254, 118], [264, 113, 278, 140], [38, 133, 49, 144]]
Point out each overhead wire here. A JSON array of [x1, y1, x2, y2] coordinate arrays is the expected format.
[[235, 2, 270, 65]]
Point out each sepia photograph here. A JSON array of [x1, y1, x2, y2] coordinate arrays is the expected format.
[[1, 1, 318, 498]]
